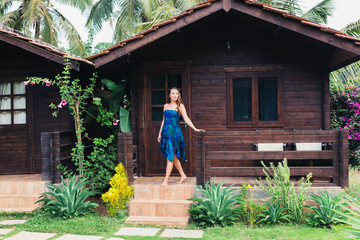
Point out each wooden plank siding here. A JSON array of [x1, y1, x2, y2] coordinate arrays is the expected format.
[[0, 41, 75, 174]]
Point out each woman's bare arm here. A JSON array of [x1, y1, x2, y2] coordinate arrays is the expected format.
[[179, 104, 205, 132]]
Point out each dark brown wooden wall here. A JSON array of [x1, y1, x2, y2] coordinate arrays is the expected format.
[[126, 11, 330, 176], [0, 41, 74, 174]]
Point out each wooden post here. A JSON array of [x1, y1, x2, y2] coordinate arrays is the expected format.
[[339, 130, 349, 188], [52, 132, 61, 184], [196, 132, 205, 187], [41, 132, 52, 181], [125, 132, 134, 184], [118, 132, 126, 166]]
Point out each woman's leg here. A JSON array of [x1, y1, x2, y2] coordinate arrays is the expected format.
[[173, 155, 187, 184], [161, 159, 174, 187]]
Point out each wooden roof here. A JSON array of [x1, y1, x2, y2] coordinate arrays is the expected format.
[[87, 0, 360, 71], [0, 25, 94, 71]]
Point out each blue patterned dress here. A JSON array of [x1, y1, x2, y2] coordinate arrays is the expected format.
[[160, 110, 186, 162]]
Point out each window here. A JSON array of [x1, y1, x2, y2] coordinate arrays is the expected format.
[[0, 81, 26, 125], [227, 71, 283, 127], [150, 73, 182, 121]]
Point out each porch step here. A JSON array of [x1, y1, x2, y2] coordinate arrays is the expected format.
[[127, 177, 196, 227], [126, 216, 189, 228], [129, 199, 192, 217], [0, 175, 47, 212]]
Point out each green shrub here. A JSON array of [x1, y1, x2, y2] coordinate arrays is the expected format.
[[188, 180, 241, 227], [333, 187, 360, 238], [258, 199, 290, 225], [36, 175, 99, 219], [306, 190, 344, 228], [256, 159, 312, 224], [245, 200, 263, 228]]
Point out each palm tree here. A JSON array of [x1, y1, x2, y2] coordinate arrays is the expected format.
[[87, 0, 203, 43], [258, 0, 334, 24], [330, 19, 360, 92], [0, 0, 92, 56]]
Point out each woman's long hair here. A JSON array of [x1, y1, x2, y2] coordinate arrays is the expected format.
[[169, 87, 183, 113]]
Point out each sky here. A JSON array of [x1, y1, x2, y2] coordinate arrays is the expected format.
[[54, 0, 360, 48]]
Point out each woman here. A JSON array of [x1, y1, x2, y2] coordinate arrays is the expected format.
[[157, 87, 205, 187]]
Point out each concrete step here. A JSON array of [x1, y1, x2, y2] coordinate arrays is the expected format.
[[134, 184, 194, 200], [0, 197, 41, 210], [126, 216, 189, 228], [129, 199, 192, 217], [0, 181, 47, 195], [0, 207, 37, 213]]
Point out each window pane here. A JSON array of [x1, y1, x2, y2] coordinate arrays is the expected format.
[[0, 111, 11, 125], [0, 97, 11, 110], [14, 82, 26, 94], [259, 77, 278, 121], [152, 91, 166, 105], [0, 82, 11, 95], [233, 78, 252, 121], [14, 111, 26, 124], [152, 107, 163, 121], [14, 96, 26, 109], [168, 74, 182, 89], [151, 75, 165, 89]]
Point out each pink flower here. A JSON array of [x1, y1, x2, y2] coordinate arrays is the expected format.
[[113, 119, 120, 126], [24, 81, 29, 86], [60, 100, 67, 106], [30, 81, 35, 85], [57, 103, 63, 108], [45, 80, 51, 86]]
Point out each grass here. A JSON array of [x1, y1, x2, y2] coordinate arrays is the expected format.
[[0, 211, 347, 240]]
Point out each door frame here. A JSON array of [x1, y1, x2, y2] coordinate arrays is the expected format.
[[142, 61, 193, 176]]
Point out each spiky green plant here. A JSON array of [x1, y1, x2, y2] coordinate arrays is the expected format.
[[36, 175, 99, 219], [333, 187, 360, 238], [188, 179, 241, 227], [306, 190, 344, 228], [259, 199, 290, 225]]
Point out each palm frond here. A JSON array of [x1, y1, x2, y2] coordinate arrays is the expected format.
[[86, 0, 117, 32], [55, 0, 92, 13], [52, 8, 85, 56], [302, 0, 334, 24], [39, 5, 58, 46], [0, 0, 14, 15], [22, 0, 43, 33], [341, 18, 360, 38], [0, 8, 22, 29]]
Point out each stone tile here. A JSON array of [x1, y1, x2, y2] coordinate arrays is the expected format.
[[160, 229, 204, 238], [0, 228, 13, 234], [55, 234, 103, 240], [6, 231, 56, 240], [0, 220, 28, 225], [115, 227, 160, 236]]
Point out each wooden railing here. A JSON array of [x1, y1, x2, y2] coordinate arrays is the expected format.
[[118, 131, 138, 184], [196, 130, 349, 188], [41, 131, 75, 183]]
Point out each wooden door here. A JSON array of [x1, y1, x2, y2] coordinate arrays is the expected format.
[[0, 81, 33, 174], [145, 69, 191, 176]]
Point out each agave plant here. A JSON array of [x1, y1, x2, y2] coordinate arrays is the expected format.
[[306, 190, 344, 228], [36, 175, 99, 219], [333, 187, 360, 238], [259, 199, 290, 225], [188, 179, 241, 227]]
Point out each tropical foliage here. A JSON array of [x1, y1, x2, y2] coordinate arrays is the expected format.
[[0, 0, 92, 56], [188, 180, 242, 227], [306, 191, 344, 228], [102, 163, 134, 216], [256, 159, 312, 224], [333, 187, 360, 238], [330, 85, 360, 166], [258, 199, 290, 225], [87, 0, 203, 42], [36, 175, 99, 219]]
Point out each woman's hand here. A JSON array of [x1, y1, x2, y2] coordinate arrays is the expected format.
[[195, 128, 206, 133], [157, 135, 161, 143]]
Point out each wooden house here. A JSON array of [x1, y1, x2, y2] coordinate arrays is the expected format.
[[0, 26, 93, 212], [87, 0, 360, 189]]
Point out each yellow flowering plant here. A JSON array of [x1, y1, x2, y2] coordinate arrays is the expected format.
[[102, 163, 134, 216]]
